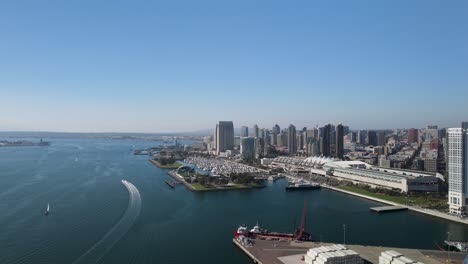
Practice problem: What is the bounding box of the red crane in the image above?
[295,198,308,240]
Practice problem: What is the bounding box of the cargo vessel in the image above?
[0,139,50,147]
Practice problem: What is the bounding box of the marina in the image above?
[183,157,267,177]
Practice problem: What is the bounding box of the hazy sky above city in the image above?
[1,0,467,133]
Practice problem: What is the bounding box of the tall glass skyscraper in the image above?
[216,121,234,154]
[287,124,297,154]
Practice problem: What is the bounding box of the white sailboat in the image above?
[44,203,50,216]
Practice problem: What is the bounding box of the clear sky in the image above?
[1,0,467,132]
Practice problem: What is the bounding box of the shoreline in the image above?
[167,170,264,192]
[322,184,468,225]
[152,160,467,224]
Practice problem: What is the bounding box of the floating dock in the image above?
[233,238,466,264]
[370,206,408,213]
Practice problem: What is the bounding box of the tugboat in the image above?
[285,179,321,191]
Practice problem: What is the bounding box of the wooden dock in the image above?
[370,205,408,212]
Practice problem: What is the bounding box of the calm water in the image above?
[0,138,467,264]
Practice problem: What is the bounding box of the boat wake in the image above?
[72,180,141,264]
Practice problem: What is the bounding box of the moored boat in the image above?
[285,180,321,191]
[165,180,176,188]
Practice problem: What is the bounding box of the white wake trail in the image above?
[72,180,141,264]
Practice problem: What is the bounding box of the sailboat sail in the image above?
[45,203,50,215]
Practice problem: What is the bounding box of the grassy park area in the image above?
[150,159,181,169]
[338,185,448,210]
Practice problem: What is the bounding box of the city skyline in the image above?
[1,0,468,132]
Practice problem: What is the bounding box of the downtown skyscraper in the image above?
[241,126,249,138]
[319,124,331,157]
[253,124,259,138]
[287,124,297,154]
[447,122,468,216]
[336,124,344,159]
[216,121,234,154]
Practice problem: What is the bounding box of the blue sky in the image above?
[1,0,467,132]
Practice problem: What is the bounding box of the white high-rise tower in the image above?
[447,122,468,216]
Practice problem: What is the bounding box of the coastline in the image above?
[322,184,468,225]
[151,158,467,224]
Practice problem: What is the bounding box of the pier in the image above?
[370,205,408,213]
[233,238,465,264]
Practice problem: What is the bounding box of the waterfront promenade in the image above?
[282,172,468,225]
[322,184,468,225]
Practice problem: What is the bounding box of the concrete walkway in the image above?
[323,184,468,225]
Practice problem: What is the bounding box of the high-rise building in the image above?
[319,124,331,156]
[273,124,281,134]
[255,137,265,158]
[343,126,350,136]
[253,124,259,138]
[216,121,234,154]
[281,131,288,147]
[306,128,318,141]
[241,126,249,138]
[447,122,468,216]
[351,132,357,143]
[240,137,255,160]
[336,124,344,159]
[270,132,277,146]
[297,131,306,150]
[307,138,320,156]
[277,132,283,146]
[287,124,297,154]
[259,128,265,139]
[377,131,386,146]
[367,131,377,146]
[408,128,418,144]
[214,124,218,150]
[357,129,366,145]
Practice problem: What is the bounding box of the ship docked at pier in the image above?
[234,200,313,242]
[285,179,321,191]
